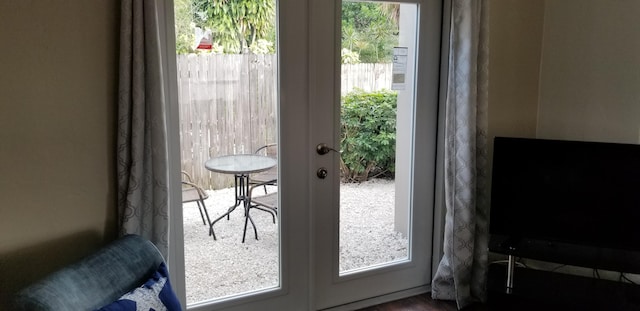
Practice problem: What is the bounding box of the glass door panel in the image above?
[173,0,280,306]
[339,1,416,275]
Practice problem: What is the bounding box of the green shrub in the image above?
[340,89,397,182]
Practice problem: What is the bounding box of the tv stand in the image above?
[488,265,640,310]
[488,236,640,310]
[505,255,515,294]
[488,260,640,310]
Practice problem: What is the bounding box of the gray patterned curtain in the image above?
[117,0,170,258]
[431,0,489,309]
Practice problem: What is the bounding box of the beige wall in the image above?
[488,0,640,147]
[537,0,640,144]
[0,0,119,307]
[488,0,545,159]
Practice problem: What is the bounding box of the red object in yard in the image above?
[197,38,212,50]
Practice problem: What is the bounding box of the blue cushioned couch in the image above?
[13,234,180,311]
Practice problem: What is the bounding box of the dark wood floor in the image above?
[357,294,488,311]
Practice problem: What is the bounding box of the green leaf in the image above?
[340,90,397,182]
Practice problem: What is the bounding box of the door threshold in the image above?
[319,285,431,311]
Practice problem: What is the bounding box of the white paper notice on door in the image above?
[392,47,408,90]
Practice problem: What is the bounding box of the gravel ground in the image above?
[182,178,408,305]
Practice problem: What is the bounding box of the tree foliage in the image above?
[341,2,399,63]
[176,0,396,58]
[340,89,397,182]
[175,0,197,54]
[175,0,276,54]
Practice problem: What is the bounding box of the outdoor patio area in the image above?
[182,178,408,305]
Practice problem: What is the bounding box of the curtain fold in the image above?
[431,0,489,309]
[117,0,170,258]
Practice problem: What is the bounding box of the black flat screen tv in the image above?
[490,137,640,253]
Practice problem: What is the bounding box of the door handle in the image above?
[316,143,340,155]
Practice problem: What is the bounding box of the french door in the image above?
[166,0,311,309]
[164,0,443,309]
[309,0,442,309]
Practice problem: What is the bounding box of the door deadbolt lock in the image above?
[317,167,328,179]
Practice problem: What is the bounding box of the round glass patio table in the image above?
[205,154,277,242]
[205,154,277,175]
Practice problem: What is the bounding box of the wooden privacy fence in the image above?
[178,54,392,190]
[341,63,393,95]
[178,54,277,190]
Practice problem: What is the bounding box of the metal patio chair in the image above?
[249,143,278,194]
[182,170,215,239]
[242,180,278,243]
